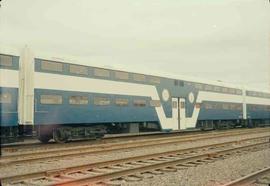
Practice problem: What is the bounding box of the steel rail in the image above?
[2,128,267,152]
[1,130,269,166]
[222,167,270,186]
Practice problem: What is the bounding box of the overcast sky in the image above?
[0,0,270,90]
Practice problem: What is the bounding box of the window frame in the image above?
[40,95,63,105]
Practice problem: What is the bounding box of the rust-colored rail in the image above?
[222,166,270,186]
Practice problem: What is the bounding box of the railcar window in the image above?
[150,100,161,107]
[41,61,63,72]
[40,95,63,104]
[195,83,203,90]
[94,97,110,106]
[205,85,212,91]
[149,76,161,84]
[94,68,110,78]
[0,93,12,103]
[115,98,129,106]
[222,103,230,110]
[172,101,178,108]
[195,103,201,108]
[204,103,213,109]
[69,96,88,105]
[236,90,242,95]
[115,71,129,80]
[174,80,178,86]
[133,74,146,82]
[69,65,88,75]
[222,87,228,93]
[214,86,220,92]
[179,81,184,87]
[236,104,242,111]
[229,89,235,94]
[180,101,185,108]
[0,55,13,67]
[133,99,147,107]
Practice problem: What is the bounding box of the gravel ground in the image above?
[121,148,270,186]
[0,131,270,180]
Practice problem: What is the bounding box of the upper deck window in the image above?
[115,71,129,80]
[179,81,184,87]
[94,68,110,78]
[229,88,235,94]
[222,87,228,93]
[40,95,63,104]
[133,74,146,82]
[41,61,63,72]
[236,90,242,95]
[195,83,203,90]
[214,86,221,92]
[69,65,88,75]
[0,55,13,67]
[205,85,212,91]
[174,80,178,86]
[0,93,12,103]
[149,76,161,84]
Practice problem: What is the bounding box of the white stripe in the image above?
[0,69,19,88]
[197,91,243,103]
[245,96,270,105]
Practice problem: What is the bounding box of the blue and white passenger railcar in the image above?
[1,47,270,143]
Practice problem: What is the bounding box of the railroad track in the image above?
[1,136,269,186]
[1,129,269,166]
[2,128,268,153]
[223,166,270,186]
[1,129,203,149]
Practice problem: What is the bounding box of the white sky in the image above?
[0,0,270,90]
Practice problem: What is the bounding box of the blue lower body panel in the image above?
[34,89,159,125]
[198,108,242,120]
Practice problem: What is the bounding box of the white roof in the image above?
[1,45,269,93]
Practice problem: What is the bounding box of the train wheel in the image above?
[38,135,51,143]
[53,129,68,143]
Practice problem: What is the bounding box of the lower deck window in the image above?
[150,100,161,107]
[133,99,146,107]
[115,98,129,106]
[40,95,63,104]
[94,97,110,106]
[69,96,88,105]
[0,93,12,103]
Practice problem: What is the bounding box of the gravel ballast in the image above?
[122,148,270,186]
